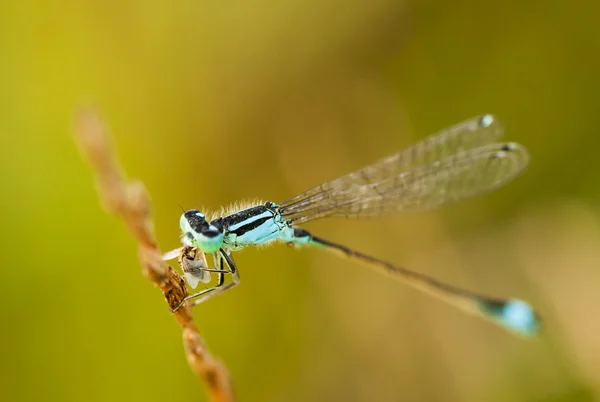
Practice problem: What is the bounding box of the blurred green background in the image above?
[2,1,599,401]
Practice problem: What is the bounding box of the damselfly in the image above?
[164,114,540,336]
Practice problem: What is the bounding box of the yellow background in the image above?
[1,1,599,401]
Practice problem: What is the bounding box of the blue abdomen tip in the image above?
[479,299,540,336]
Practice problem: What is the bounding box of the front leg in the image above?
[178,246,231,288]
[187,251,241,307]
[171,249,241,312]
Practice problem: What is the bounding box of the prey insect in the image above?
[164,114,540,336]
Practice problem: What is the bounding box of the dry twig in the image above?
[73,108,235,402]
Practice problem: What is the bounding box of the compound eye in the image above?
[185,210,209,233]
[185,232,194,240]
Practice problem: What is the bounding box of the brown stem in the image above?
[73,108,235,402]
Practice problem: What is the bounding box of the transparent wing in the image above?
[279,115,529,224]
[280,115,502,215]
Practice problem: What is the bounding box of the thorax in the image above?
[213,202,290,249]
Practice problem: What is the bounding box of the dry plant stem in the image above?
[73,109,235,402]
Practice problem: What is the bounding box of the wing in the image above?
[279,115,529,224]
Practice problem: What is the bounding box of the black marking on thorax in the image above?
[214,202,278,237]
[230,216,273,236]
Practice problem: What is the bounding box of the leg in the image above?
[216,251,227,287]
[179,246,231,289]
[188,251,240,307]
[290,227,540,337]
[171,249,240,312]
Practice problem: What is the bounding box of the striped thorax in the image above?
[180,201,306,253]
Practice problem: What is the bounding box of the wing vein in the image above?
[279,115,529,224]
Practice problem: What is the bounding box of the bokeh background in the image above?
[2,1,599,401]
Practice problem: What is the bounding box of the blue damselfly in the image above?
[164,114,540,336]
